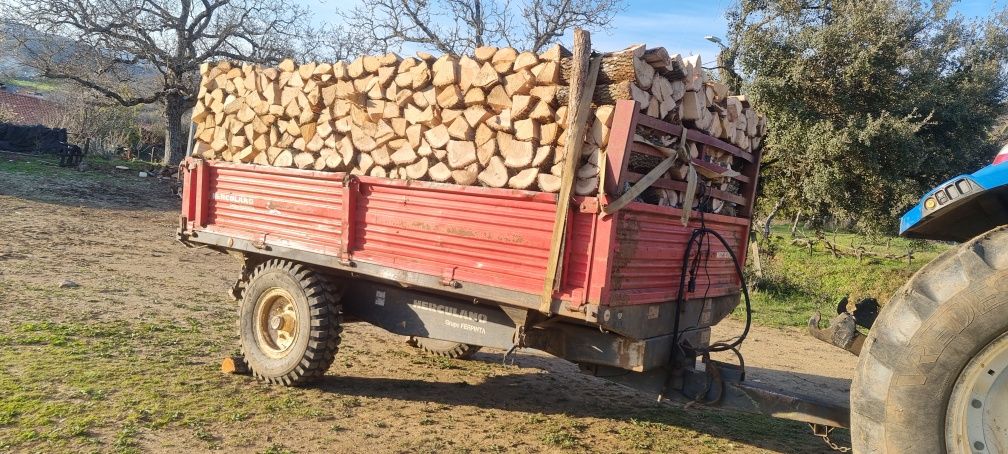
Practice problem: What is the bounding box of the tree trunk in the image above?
[761,195,785,242]
[790,210,801,237]
[163,94,188,165]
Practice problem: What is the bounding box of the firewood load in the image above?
[190,44,766,210]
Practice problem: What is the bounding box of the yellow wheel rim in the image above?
[254,288,299,358]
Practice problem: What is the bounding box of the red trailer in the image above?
[179,100,847,429]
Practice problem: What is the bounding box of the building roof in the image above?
[0,90,63,127]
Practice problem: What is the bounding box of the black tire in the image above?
[238,259,342,386]
[409,337,481,359]
[851,226,1008,453]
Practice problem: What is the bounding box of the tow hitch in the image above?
[808,297,879,356]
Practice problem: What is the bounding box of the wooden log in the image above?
[537,173,561,192]
[512,94,534,120]
[464,87,486,106]
[405,156,429,179]
[424,124,450,149]
[532,145,553,167]
[539,43,570,62]
[487,109,512,132]
[499,133,534,168]
[463,106,492,126]
[390,143,418,165]
[446,140,477,169]
[452,163,479,186]
[477,155,508,188]
[508,167,539,189]
[574,176,599,195]
[428,161,452,182]
[371,144,392,166]
[458,56,480,91]
[293,151,315,169]
[432,55,459,87]
[476,138,496,166]
[504,69,535,96]
[557,81,648,106]
[474,46,497,63]
[533,61,560,85]
[486,85,511,111]
[514,118,539,141]
[491,47,518,73]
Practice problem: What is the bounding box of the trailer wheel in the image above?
[409,337,481,360]
[851,226,1008,453]
[239,259,342,386]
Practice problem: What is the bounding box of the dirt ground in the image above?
[0,152,853,453]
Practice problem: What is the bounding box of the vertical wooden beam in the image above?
[539,29,600,314]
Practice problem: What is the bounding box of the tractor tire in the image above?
[851,226,1008,453]
[409,337,481,360]
[238,259,342,386]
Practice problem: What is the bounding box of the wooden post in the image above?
[538,29,598,315]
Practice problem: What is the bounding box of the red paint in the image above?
[181,102,758,316]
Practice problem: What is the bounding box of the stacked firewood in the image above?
[191,44,765,197]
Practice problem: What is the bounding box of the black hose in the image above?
[670,225,753,360]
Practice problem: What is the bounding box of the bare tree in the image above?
[346,0,625,55]
[7,0,311,165]
[299,23,373,63]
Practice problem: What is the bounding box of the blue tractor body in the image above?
[900,160,1008,242]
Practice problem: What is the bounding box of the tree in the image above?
[345,0,625,55]
[8,0,311,165]
[728,0,1008,233]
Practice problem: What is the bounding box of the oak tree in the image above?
[728,0,1008,233]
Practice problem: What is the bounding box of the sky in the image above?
[303,0,1008,62]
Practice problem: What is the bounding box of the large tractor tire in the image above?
[851,226,1008,453]
[239,259,342,386]
[409,337,481,359]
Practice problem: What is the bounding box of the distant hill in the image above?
[0,20,156,88]
[0,20,47,79]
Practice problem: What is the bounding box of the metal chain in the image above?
[809,424,852,453]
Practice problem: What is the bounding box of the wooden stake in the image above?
[539,28,597,314]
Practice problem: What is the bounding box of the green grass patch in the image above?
[743,225,951,327]
[5,78,62,93]
[0,152,157,182]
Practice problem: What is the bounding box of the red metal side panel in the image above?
[604,202,749,307]
[350,177,559,295]
[200,162,347,256]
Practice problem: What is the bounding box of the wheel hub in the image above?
[254,288,299,358]
[947,331,1008,454]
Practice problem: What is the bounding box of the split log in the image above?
[478,155,508,188]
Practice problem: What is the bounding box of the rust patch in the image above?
[383,216,528,245]
[609,214,640,291]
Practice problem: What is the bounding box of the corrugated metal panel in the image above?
[185,161,752,314]
[606,203,748,306]
[558,208,597,306]
[201,164,346,256]
[350,178,559,294]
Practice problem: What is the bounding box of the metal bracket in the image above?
[440,267,460,288]
[251,233,270,251]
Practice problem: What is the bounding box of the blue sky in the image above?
[304,0,1007,61]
